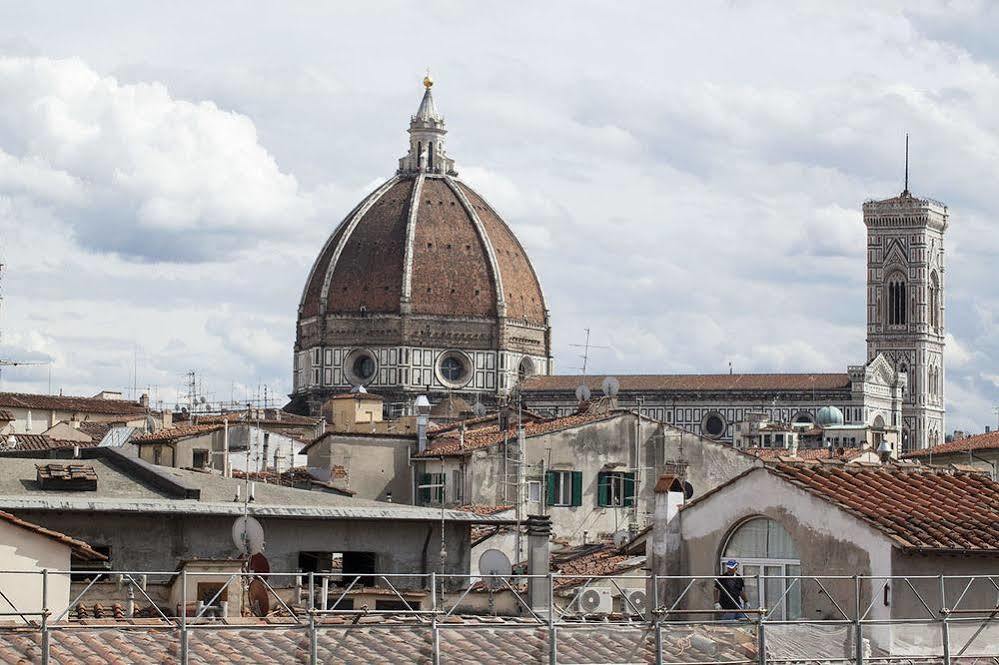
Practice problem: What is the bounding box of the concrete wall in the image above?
[308,434,414,502]
[227,426,307,473]
[417,413,758,546]
[675,468,894,623]
[0,520,72,616]
[916,449,999,479]
[11,511,469,589]
[890,551,999,619]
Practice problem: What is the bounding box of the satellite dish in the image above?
[247,578,270,617]
[601,376,620,398]
[478,549,512,589]
[248,552,271,574]
[473,401,487,417]
[232,515,265,556]
[612,530,630,548]
[683,481,695,500]
[578,588,605,614]
[575,384,592,402]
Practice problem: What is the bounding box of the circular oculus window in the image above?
[344,349,378,385]
[702,412,726,438]
[436,351,472,387]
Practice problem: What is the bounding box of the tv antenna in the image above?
[569,328,609,375]
[0,261,50,390]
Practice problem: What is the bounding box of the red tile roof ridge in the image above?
[416,410,620,458]
[904,430,999,458]
[0,509,106,560]
[0,391,149,415]
[132,423,224,443]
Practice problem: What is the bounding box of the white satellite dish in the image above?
[478,549,512,589]
[612,529,630,549]
[575,384,592,402]
[232,515,265,556]
[601,376,620,398]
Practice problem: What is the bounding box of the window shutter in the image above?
[623,472,636,507]
[571,471,583,507]
[597,472,609,507]
[419,473,431,504]
[545,471,556,507]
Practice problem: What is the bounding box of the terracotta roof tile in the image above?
[522,373,852,393]
[0,409,13,421]
[132,424,223,444]
[0,509,105,560]
[0,392,149,416]
[8,434,94,452]
[456,504,514,516]
[746,447,864,461]
[0,620,757,663]
[904,430,999,458]
[415,410,617,458]
[767,461,999,552]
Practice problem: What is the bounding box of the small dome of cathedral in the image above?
[816,406,845,427]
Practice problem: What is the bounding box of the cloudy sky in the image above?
[0,1,996,430]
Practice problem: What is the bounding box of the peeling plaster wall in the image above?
[676,469,894,624]
[433,414,758,545]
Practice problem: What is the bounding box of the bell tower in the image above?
[863,139,947,451]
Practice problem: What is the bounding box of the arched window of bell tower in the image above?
[929,271,940,331]
[885,273,907,326]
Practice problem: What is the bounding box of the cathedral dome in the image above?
[291,78,551,414]
[298,175,546,324]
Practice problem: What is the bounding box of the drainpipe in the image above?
[223,419,230,478]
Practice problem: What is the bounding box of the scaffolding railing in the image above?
[0,569,997,664]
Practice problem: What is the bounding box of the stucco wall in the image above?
[309,435,414,502]
[0,520,72,616]
[676,468,894,623]
[420,413,759,545]
[11,511,469,589]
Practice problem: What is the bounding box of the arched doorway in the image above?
[722,517,801,619]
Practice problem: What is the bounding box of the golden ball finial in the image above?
[423,74,434,89]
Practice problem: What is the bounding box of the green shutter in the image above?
[545,471,556,507]
[623,472,636,507]
[571,471,583,507]
[419,473,431,504]
[597,472,610,507]
[435,473,445,504]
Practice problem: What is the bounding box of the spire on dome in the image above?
[416,74,440,121]
[399,74,456,176]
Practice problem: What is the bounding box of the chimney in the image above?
[140,393,149,408]
[789,430,799,457]
[648,475,685,609]
[525,514,552,615]
[415,395,431,452]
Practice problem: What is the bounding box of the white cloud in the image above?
[0,5,997,431]
[0,56,311,261]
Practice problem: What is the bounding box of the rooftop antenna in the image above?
[0,261,49,390]
[903,133,909,195]
[569,328,609,375]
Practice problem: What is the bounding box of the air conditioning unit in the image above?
[622,588,649,616]
[576,587,614,615]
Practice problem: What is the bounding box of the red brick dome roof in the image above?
[298,174,547,325]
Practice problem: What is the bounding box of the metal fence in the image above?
[1,569,997,664]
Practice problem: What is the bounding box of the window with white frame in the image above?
[722,517,801,620]
[527,480,542,503]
